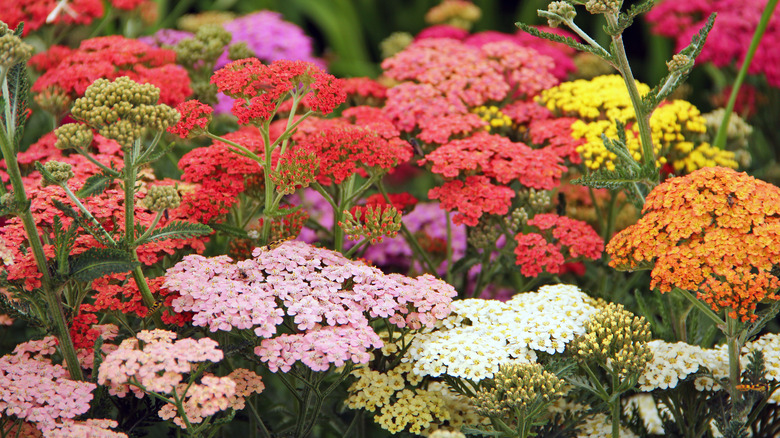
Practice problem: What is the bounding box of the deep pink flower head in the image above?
[415,24,470,41]
[646,0,780,87]
[163,241,457,372]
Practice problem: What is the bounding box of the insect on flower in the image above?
[46,0,80,23]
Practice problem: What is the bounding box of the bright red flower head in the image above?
[168,100,213,139]
[428,175,515,226]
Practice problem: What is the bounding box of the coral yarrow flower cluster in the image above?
[607,167,780,321]
[211,58,345,124]
[163,240,457,373]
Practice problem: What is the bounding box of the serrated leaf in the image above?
[136,221,212,245]
[516,22,613,62]
[2,60,31,150]
[52,198,116,247]
[76,172,115,198]
[209,222,249,238]
[612,0,656,34]
[136,140,176,167]
[69,248,139,282]
[644,13,716,110]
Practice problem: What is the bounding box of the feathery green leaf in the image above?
[68,248,139,282]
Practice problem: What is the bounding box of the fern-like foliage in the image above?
[643,13,717,111]
[1,26,30,151]
[0,285,43,327]
[52,199,116,248]
[76,168,118,198]
[135,221,212,245]
[609,0,656,36]
[68,247,139,282]
[135,139,176,167]
[740,301,780,345]
[572,165,654,208]
[209,222,249,239]
[516,22,613,62]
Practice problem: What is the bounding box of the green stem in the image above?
[611,373,620,438]
[0,126,83,380]
[246,397,272,438]
[74,148,122,177]
[445,209,453,285]
[135,210,165,244]
[713,0,779,148]
[205,132,264,165]
[123,142,163,328]
[605,13,656,171]
[673,287,726,330]
[726,318,743,413]
[376,181,439,275]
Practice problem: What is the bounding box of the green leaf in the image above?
[69,248,139,282]
[611,0,656,35]
[136,221,212,245]
[52,199,116,247]
[460,427,503,437]
[516,22,612,61]
[136,140,176,167]
[76,171,116,198]
[91,336,104,384]
[643,13,716,110]
[52,215,79,276]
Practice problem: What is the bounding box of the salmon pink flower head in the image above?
[0,338,97,432]
[163,240,457,372]
[607,167,780,322]
[210,58,346,124]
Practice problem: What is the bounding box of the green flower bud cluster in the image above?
[34,89,73,119]
[666,54,693,74]
[340,205,403,244]
[71,77,179,148]
[573,303,653,378]
[143,185,181,211]
[467,219,502,250]
[54,123,94,150]
[503,207,529,232]
[380,32,413,59]
[228,42,256,62]
[472,363,565,418]
[546,1,577,27]
[0,22,33,69]
[585,0,621,14]
[41,161,75,186]
[175,25,232,68]
[518,188,551,213]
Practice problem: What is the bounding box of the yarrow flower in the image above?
[638,340,712,391]
[163,241,457,372]
[168,100,213,138]
[31,36,191,107]
[406,284,599,381]
[607,167,780,321]
[211,58,345,124]
[428,175,515,226]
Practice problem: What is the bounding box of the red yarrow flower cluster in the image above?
[211,58,346,124]
[1,0,103,35]
[168,100,213,139]
[607,167,780,322]
[363,192,418,214]
[514,213,604,277]
[421,131,567,188]
[31,36,191,106]
[428,175,515,226]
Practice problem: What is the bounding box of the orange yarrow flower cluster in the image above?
[607,167,780,322]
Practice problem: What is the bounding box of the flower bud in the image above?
[41,161,74,186]
[54,123,94,150]
[547,1,577,27]
[143,185,181,211]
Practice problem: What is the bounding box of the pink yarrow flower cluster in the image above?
[163,240,457,372]
[0,338,100,433]
[97,330,263,429]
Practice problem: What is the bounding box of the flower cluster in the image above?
[514,213,604,277]
[540,75,736,173]
[163,241,457,372]
[340,204,403,244]
[31,36,191,107]
[428,175,515,227]
[405,284,599,381]
[607,167,780,321]
[471,363,565,417]
[1,0,103,35]
[646,0,780,88]
[638,340,712,391]
[0,338,100,433]
[168,99,213,139]
[98,330,263,428]
[347,331,486,435]
[211,58,345,124]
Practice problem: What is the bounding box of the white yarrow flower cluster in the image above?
[743,333,780,382]
[405,284,598,381]
[639,340,710,390]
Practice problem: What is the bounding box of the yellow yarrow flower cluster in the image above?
[539,75,737,173]
[346,331,485,435]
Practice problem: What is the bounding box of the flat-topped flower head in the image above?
[211,58,345,124]
[607,167,780,321]
[163,241,456,372]
[168,100,213,139]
